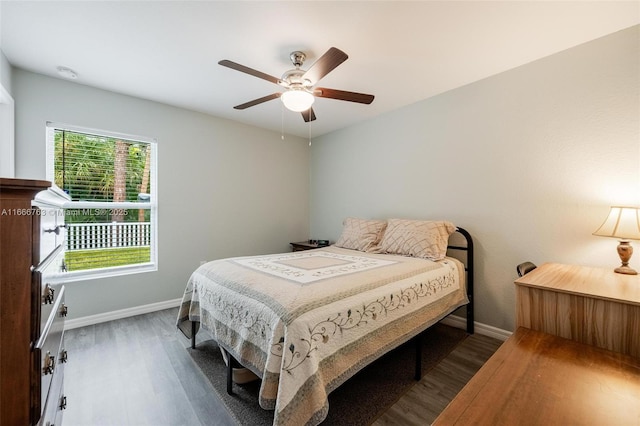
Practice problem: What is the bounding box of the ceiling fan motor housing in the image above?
[280,69,312,89]
[281,51,313,89]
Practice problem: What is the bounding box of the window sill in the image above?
[55,263,157,283]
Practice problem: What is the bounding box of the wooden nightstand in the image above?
[514,262,640,358]
[290,241,327,251]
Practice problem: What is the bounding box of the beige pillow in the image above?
[379,219,456,260]
[334,217,387,253]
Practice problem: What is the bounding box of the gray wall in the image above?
[13,70,310,319]
[310,26,640,331]
[11,26,639,330]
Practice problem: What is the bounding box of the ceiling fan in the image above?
[218,47,375,122]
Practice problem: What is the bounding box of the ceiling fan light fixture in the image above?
[281,89,314,112]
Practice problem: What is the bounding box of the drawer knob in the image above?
[43,284,55,305]
[43,351,55,375]
[44,224,66,235]
[60,349,68,363]
[60,304,68,318]
[59,395,67,410]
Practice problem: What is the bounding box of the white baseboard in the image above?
[65,298,182,330]
[65,299,512,341]
[441,314,512,341]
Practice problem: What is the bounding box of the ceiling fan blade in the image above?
[233,93,281,110]
[302,47,348,84]
[219,60,281,85]
[314,88,375,104]
[301,108,317,122]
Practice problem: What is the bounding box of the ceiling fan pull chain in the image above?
[308,119,312,147]
[281,103,285,140]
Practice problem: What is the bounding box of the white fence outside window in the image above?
[66,222,151,251]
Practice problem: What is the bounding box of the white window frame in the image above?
[46,122,158,281]
[0,84,15,178]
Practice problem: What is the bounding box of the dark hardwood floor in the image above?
[63,308,503,426]
[63,308,235,426]
[373,330,502,425]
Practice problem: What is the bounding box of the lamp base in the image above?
[614,265,638,275]
[615,240,637,275]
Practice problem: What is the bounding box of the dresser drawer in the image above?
[33,245,67,336]
[38,209,66,261]
[39,365,66,426]
[33,186,69,262]
[33,287,67,425]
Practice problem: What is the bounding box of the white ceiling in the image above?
[1,1,638,138]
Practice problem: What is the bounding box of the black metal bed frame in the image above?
[413,226,474,380]
[450,226,474,334]
[192,226,474,392]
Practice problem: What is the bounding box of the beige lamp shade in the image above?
[593,206,640,241]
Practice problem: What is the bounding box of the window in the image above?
[46,123,157,280]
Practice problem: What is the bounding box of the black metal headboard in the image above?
[447,227,474,334]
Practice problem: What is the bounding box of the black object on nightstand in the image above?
[290,240,330,251]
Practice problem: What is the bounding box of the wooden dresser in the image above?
[434,262,640,424]
[433,327,640,425]
[514,262,640,358]
[0,178,70,426]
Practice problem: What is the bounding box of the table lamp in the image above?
[593,206,640,275]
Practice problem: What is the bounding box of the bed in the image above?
[177,218,474,426]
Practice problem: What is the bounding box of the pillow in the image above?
[334,217,387,253]
[379,219,456,260]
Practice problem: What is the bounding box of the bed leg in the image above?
[466,299,474,334]
[225,349,234,395]
[414,333,422,380]
[191,321,197,349]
